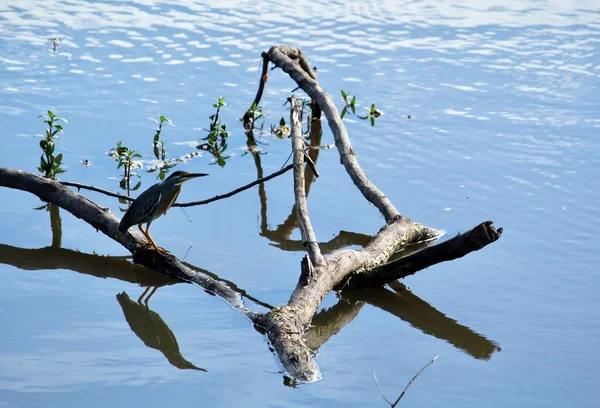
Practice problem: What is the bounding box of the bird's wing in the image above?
[120,186,162,229]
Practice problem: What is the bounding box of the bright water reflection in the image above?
[1,0,599,407]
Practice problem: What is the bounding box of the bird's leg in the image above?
[145,225,169,254]
[144,287,159,306]
[137,286,151,304]
[138,224,150,244]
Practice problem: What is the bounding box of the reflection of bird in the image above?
[117,292,206,371]
[118,171,208,253]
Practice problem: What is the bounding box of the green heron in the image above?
[118,170,208,253]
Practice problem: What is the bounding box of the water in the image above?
[1,0,599,406]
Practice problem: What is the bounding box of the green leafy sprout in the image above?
[38,110,67,179]
[197,96,230,167]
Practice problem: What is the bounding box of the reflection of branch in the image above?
[258,119,371,254]
[117,292,206,371]
[0,244,175,287]
[303,298,364,351]
[344,286,501,360]
[243,53,270,126]
[49,203,62,248]
[184,261,274,310]
[268,230,371,254]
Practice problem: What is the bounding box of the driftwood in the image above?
[0,45,503,383]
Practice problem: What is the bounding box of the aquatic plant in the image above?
[38,110,67,179]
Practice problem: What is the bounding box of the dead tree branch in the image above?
[290,96,325,267]
[265,45,400,223]
[255,99,442,382]
[344,221,503,288]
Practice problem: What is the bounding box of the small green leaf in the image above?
[132,181,142,191]
[341,89,347,99]
[33,204,49,210]
[47,110,55,119]
[55,153,63,165]
[341,107,347,119]
[370,115,375,127]
[40,156,49,169]
[55,168,66,174]
[351,95,356,107]
[119,179,127,190]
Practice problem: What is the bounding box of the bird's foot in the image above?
[139,240,170,255]
[155,246,170,255]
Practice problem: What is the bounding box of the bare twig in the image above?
[392,355,439,406]
[243,52,270,126]
[177,164,293,207]
[373,368,393,405]
[60,165,295,208]
[61,181,133,202]
[290,96,324,266]
[373,355,439,407]
[303,150,319,178]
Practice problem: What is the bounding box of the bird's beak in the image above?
[186,173,209,179]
